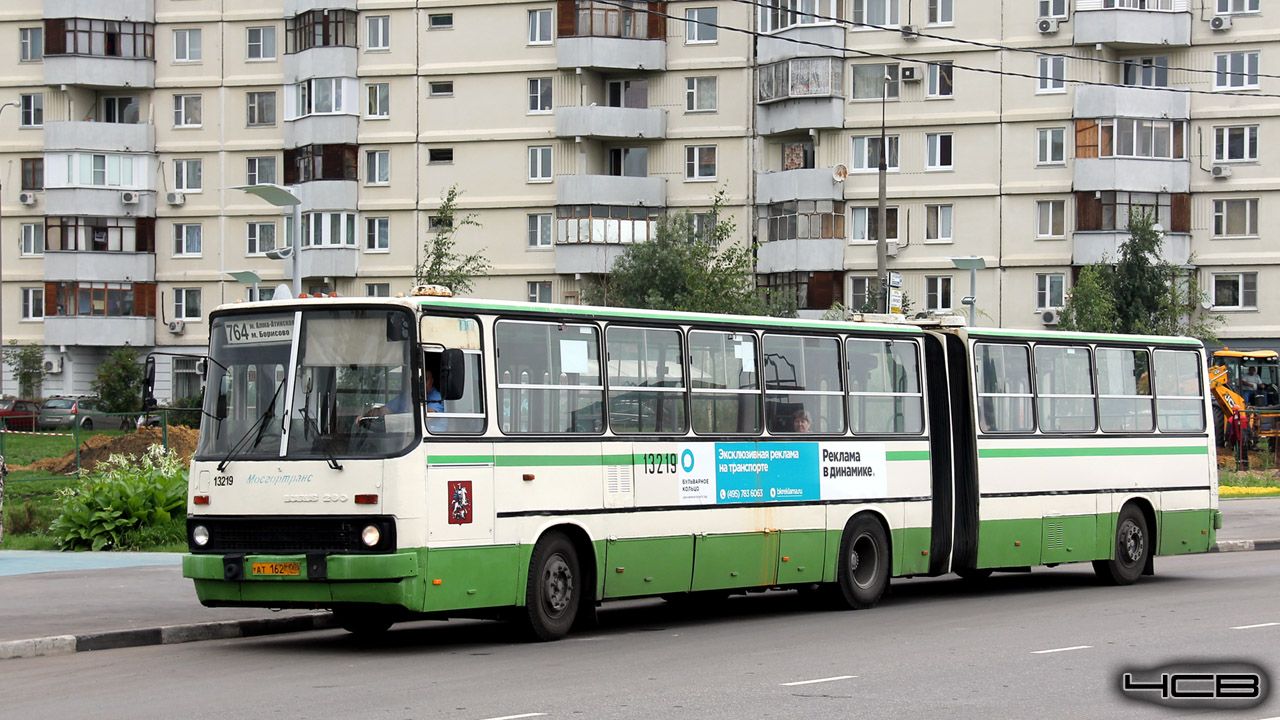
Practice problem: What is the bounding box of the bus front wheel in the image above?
[521,531,579,641]
[1094,504,1150,586]
[332,607,394,635]
[833,515,890,609]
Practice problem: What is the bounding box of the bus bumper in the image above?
[183,552,422,610]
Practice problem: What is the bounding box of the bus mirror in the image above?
[215,393,228,421]
[439,348,466,401]
[142,356,158,411]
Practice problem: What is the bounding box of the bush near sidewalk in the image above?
[48,445,187,551]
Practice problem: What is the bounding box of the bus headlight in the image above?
[192,525,210,547]
[361,525,381,547]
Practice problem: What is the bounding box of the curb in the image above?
[1210,538,1280,553]
[0,612,334,661]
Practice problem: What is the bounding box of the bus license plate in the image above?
[252,562,301,576]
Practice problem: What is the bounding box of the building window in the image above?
[926,204,953,242]
[366,217,389,251]
[556,204,660,245]
[1037,273,1065,309]
[246,286,275,302]
[528,9,553,44]
[1086,118,1187,159]
[1038,127,1065,165]
[428,215,452,232]
[1038,0,1067,16]
[760,201,846,243]
[528,281,553,303]
[43,18,155,58]
[1075,191,1188,232]
[1038,56,1065,93]
[1037,200,1066,238]
[300,211,358,247]
[246,156,276,185]
[246,91,276,126]
[1215,51,1259,90]
[246,222,276,255]
[529,146,553,181]
[366,283,390,298]
[686,76,717,112]
[20,223,44,256]
[927,62,954,98]
[49,281,156,317]
[686,7,718,43]
[528,213,552,248]
[926,275,953,310]
[429,148,454,164]
[848,276,874,310]
[297,78,345,115]
[928,0,954,24]
[529,77,553,113]
[1122,56,1168,87]
[175,159,202,192]
[1215,126,1258,162]
[285,9,357,52]
[173,94,202,127]
[366,150,390,185]
[1213,199,1259,237]
[171,357,202,398]
[21,288,44,320]
[21,158,43,190]
[366,83,389,118]
[102,96,140,124]
[366,16,390,51]
[173,29,201,62]
[926,133,953,170]
[850,206,899,242]
[851,135,899,172]
[1218,0,1260,12]
[247,26,276,60]
[853,0,901,27]
[1213,272,1257,310]
[20,27,43,61]
[759,57,842,103]
[851,63,899,100]
[20,93,42,127]
[175,288,202,320]
[685,145,717,180]
[429,13,454,29]
[174,224,202,256]
[429,81,454,97]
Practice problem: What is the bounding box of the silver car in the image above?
[36,397,120,431]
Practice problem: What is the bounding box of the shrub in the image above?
[91,347,146,414]
[49,445,187,551]
[168,393,205,429]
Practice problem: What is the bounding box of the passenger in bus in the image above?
[791,408,811,433]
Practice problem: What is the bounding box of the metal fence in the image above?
[0,409,194,483]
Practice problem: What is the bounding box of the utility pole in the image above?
[875,74,889,314]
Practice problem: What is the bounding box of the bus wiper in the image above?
[297,405,343,471]
[216,382,286,472]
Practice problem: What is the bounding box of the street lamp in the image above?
[950,255,986,327]
[876,73,891,313]
[232,183,301,298]
[223,270,262,300]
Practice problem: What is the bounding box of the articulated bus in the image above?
[177,292,1220,639]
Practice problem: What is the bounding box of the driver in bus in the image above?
[356,369,445,428]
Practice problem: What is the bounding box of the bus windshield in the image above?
[196,307,418,461]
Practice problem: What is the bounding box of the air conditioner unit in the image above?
[166,192,185,206]
[901,64,924,83]
[18,191,36,205]
[1042,308,1061,326]
[43,358,64,374]
[886,241,900,257]
[1210,15,1232,31]
[121,191,140,205]
[1038,18,1060,34]
[1212,164,1233,178]
[901,24,920,40]
[168,319,186,334]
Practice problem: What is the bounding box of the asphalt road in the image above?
[5,551,1278,720]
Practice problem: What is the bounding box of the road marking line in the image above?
[480,714,546,720]
[1231,622,1280,630]
[1031,645,1092,654]
[781,675,857,686]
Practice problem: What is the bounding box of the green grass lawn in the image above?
[1,429,131,468]
[1,475,71,550]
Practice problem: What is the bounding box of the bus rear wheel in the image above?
[1094,504,1149,586]
[832,515,890,609]
[332,607,394,635]
[520,531,579,641]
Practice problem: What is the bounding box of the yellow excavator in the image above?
[1208,349,1280,460]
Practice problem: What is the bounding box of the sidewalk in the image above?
[1,497,1277,660]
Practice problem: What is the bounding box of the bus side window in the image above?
[974,343,1034,434]
[1096,347,1153,433]
[1153,349,1205,433]
[495,320,603,434]
[689,330,760,434]
[606,326,687,434]
[846,338,923,435]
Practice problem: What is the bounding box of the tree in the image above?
[415,185,491,294]
[585,189,796,317]
[3,342,47,398]
[91,347,145,414]
[1058,214,1221,341]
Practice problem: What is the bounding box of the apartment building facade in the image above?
[0,0,1276,399]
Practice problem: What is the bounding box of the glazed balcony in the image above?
[556,0,667,71]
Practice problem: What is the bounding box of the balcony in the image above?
[757,24,844,65]
[757,239,845,273]
[285,0,358,17]
[44,251,155,283]
[757,168,843,205]
[557,37,666,71]
[286,115,360,147]
[756,56,845,136]
[44,317,154,348]
[283,47,357,84]
[758,99,844,136]
[44,56,155,89]
[1073,231,1190,265]
[555,244,631,274]
[44,122,155,154]
[1074,86,1189,121]
[44,188,157,218]
[556,0,667,71]
[1073,7,1191,47]
[45,0,154,21]
[293,247,359,279]
[557,174,666,207]
[292,180,358,211]
[556,106,666,140]
[1074,158,1190,194]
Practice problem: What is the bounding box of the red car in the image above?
[0,399,42,431]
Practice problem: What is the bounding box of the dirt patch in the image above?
[28,426,199,476]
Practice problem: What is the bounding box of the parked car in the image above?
[0,399,42,431]
[36,397,122,431]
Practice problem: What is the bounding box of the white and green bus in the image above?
[176,293,1220,639]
